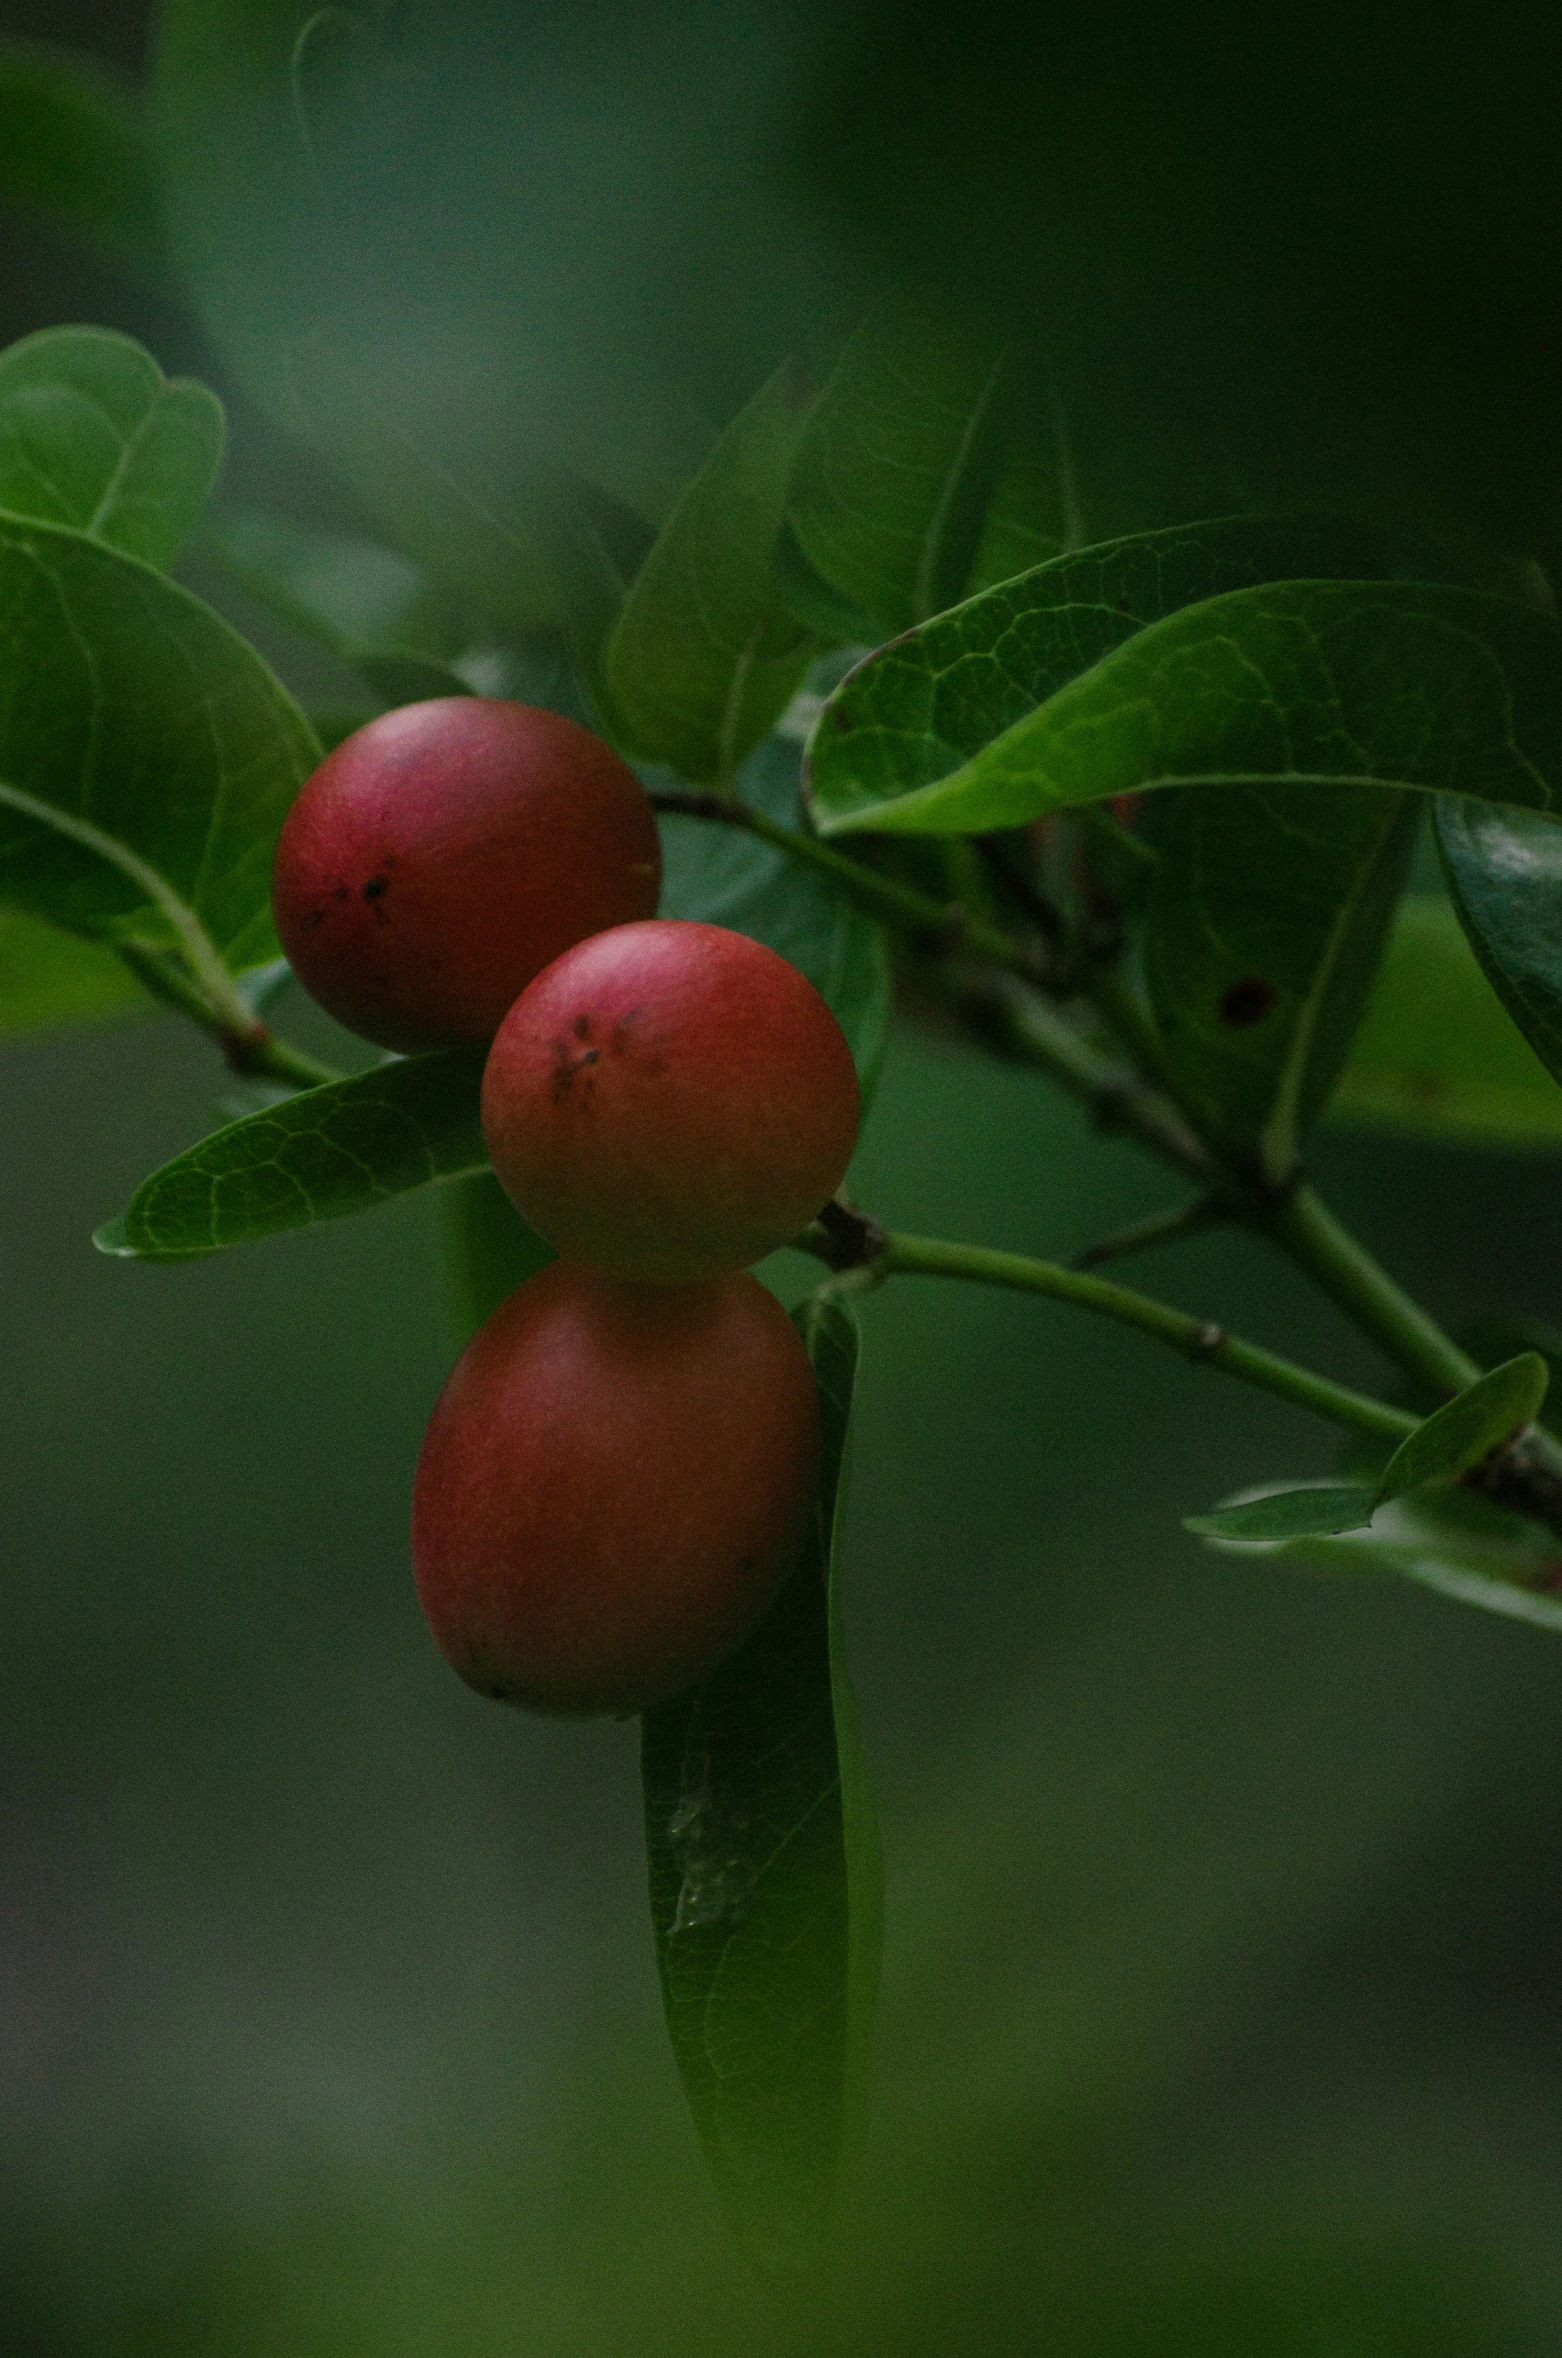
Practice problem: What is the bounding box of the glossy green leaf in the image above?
[0,328,224,570]
[0,37,163,263]
[642,1292,877,2272]
[605,361,818,781]
[659,732,893,1089]
[1197,1483,1562,1636]
[96,1048,487,1263]
[788,292,1016,635]
[807,515,1477,833]
[0,515,317,972]
[1144,784,1419,1180]
[0,907,144,1036]
[811,575,1562,839]
[1436,795,1562,1091]
[1184,1483,1377,1542]
[1334,895,1562,1146]
[1375,1353,1549,1503]
[202,508,470,665]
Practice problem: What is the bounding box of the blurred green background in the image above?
[7,5,1562,2352]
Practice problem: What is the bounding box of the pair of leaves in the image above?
[0,327,315,1022]
[99,729,891,1264]
[643,1294,878,2272]
[1195,1483,1562,1640]
[807,513,1562,1174]
[1187,1351,1551,1546]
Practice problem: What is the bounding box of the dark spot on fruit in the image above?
[301,909,326,931]
[573,1014,592,1040]
[363,876,387,900]
[1219,975,1279,1027]
[582,1048,599,1066]
[332,884,350,901]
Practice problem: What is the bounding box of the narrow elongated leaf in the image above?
[0,328,224,569]
[1334,895,1562,1145]
[1185,1484,1376,1541]
[812,577,1562,838]
[1375,1353,1549,1503]
[1197,1483,1562,1635]
[0,37,163,263]
[0,516,317,971]
[202,507,470,664]
[1436,795,1562,1090]
[1144,783,1418,1179]
[605,362,818,781]
[95,1049,487,1262]
[789,293,1015,634]
[642,1293,877,2272]
[659,732,893,1088]
[0,907,144,1036]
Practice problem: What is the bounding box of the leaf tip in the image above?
[91,1215,136,1258]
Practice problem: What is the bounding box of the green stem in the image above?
[648,788,1048,981]
[1265,1184,1481,1405]
[822,1225,1417,1445]
[116,939,341,1091]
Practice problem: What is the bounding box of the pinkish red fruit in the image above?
[480,919,860,1284]
[272,698,661,1051]
[411,1259,820,1716]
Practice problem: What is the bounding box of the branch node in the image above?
[811,1197,888,1272]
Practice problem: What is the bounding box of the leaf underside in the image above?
[642,1294,877,2273]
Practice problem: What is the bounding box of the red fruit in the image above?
[272,699,661,1051]
[411,1260,820,1717]
[480,919,860,1285]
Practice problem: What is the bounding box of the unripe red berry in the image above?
[480,919,860,1285]
[272,699,661,1052]
[411,1260,820,1717]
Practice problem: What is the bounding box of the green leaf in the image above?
[808,515,1479,834]
[641,1291,878,2272]
[202,507,470,665]
[659,732,893,1088]
[1375,1353,1549,1503]
[1435,796,1562,1091]
[1143,783,1419,1180]
[0,515,317,973]
[788,292,1015,634]
[0,328,224,570]
[96,1049,487,1262]
[1333,895,1562,1146]
[605,361,818,781]
[0,37,163,263]
[811,574,1562,839]
[1196,1482,1562,1637]
[1184,1483,1377,1541]
[0,906,144,1036]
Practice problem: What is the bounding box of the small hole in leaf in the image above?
[1219,975,1278,1027]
